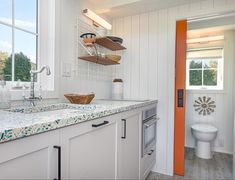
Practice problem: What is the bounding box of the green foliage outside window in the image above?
[189,59,219,87]
[203,70,217,86]
[190,70,202,86]
[2,52,32,82]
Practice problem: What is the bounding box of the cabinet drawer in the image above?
[141,148,156,179]
[61,116,116,136]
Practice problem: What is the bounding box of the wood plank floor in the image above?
[147,148,233,180]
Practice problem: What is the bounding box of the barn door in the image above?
[174,20,187,176]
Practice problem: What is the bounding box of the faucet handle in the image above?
[22,86,26,99]
[38,84,42,97]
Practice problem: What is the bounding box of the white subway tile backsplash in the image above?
[72,18,113,82]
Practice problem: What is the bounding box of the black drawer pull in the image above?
[92,121,109,128]
[148,150,154,156]
[54,146,61,180]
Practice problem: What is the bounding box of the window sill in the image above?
[186,89,226,94]
[10,89,59,101]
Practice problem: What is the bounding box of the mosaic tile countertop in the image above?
[0,99,158,144]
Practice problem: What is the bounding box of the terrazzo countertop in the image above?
[0,99,158,144]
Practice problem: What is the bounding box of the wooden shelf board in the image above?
[95,37,126,51]
[78,55,120,65]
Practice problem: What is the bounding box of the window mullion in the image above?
[36,0,39,70]
[11,0,15,82]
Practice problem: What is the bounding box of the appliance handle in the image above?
[92,121,109,128]
[54,146,61,180]
[144,117,160,128]
[121,119,127,139]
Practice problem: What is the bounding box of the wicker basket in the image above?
[105,55,121,62]
[64,93,95,104]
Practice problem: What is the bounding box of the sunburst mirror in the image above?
[194,96,216,116]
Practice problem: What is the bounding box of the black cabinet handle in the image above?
[148,150,154,156]
[92,121,109,128]
[54,146,61,180]
[122,119,126,139]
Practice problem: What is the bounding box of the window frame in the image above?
[186,54,224,90]
[0,0,58,101]
[0,0,39,83]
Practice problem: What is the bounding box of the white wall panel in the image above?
[156,9,169,174]
[166,7,177,175]
[131,15,140,99]
[148,11,158,99]
[190,2,202,12]
[114,18,124,80]
[201,0,214,10]
[123,17,132,99]
[214,0,227,7]
[139,13,149,99]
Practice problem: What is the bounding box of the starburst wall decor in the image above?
[194,96,216,116]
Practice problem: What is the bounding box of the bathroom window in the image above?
[186,48,224,90]
[0,0,38,82]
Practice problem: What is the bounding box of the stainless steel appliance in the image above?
[142,106,158,157]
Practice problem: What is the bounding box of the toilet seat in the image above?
[191,124,218,133]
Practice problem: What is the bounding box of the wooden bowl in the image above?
[105,55,121,62]
[64,93,95,104]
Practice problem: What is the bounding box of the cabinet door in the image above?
[0,130,59,180]
[61,117,117,179]
[117,112,141,179]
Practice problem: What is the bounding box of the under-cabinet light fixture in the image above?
[187,35,224,44]
[83,9,112,30]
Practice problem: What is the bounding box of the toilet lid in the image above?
[191,124,218,133]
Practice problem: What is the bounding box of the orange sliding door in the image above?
[174,20,187,176]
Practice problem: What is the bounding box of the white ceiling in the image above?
[88,0,205,18]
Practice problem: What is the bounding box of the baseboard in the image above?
[184,146,233,155]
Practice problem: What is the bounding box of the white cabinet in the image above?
[0,131,59,180]
[117,112,142,179]
[0,104,157,180]
[60,117,117,179]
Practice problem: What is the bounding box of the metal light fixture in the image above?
[83,9,112,30]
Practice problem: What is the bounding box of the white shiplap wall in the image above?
[112,0,235,175]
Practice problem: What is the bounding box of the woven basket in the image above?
[64,93,95,104]
[105,55,121,62]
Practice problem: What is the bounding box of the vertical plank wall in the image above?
[112,0,235,176]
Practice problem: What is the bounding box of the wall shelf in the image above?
[78,55,120,65]
[95,37,126,51]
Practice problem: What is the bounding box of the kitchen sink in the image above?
[7,103,104,114]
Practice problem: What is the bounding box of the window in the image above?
[0,0,38,82]
[186,48,224,90]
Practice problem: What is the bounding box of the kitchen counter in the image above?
[0,100,157,144]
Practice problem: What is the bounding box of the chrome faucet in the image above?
[23,65,51,106]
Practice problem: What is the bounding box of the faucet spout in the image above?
[30,65,51,76]
[24,65,51,106]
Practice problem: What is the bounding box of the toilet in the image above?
[191,124,218,159]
